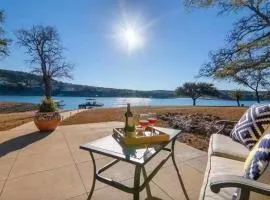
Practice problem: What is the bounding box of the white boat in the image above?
[78,98,104,109]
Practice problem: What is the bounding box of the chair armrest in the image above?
[210,175,270,196]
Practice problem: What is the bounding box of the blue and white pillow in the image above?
[244,133,270,180]
[232,133,270,200]
[231,104,270,150]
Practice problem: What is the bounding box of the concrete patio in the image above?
[0,120,207,200]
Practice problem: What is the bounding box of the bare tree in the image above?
[16,25,73,98]
[202,64,270,103]
[185,1,270,103]
[0,10,10,58]
[175,82,219,106]
[229,90,244,107]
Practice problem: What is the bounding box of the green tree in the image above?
[175,82,219,106]
[229,90,244,107]
[16,25,73,98]
[0,10,10,58]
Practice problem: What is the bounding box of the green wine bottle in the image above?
[125,103,135,136]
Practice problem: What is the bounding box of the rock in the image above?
[158,112,221,135]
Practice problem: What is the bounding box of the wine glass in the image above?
[148,113,157,126]
[139,114,149,127]
[147,113,157,135]
[138,114,150,135]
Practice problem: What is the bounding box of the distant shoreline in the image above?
[0,94,264,101]
[0,96,265,111]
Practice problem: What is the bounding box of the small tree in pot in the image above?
[34,97,61,131]
[16,25,73,132]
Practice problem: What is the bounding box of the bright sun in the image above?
[124,28,139,48]
[120,26,143,51]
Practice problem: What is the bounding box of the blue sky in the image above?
[1,0,241,91]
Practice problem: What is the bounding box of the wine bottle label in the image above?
[127,117,134,127]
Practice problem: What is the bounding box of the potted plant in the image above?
[34,97,61,132]
[16,25,73,132]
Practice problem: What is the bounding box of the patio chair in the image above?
[200,120,270,200]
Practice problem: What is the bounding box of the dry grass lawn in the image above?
[0,105,247,149]
[0,112,34,131]
[0,102,38,131]
[61,106,247,125]
[61,106,247,151]
[0,102,38,113]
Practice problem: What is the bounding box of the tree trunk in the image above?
[255,90,260,103]
[43,76,52,98]
[236,98,240,107]
[192,98,196,106]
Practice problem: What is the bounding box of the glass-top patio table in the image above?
[80,127,189,200]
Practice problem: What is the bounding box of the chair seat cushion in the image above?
[210,134,250,162]
[199,156,244,200]
[200,156,270,200]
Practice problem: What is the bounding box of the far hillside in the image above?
[0,69,174,98]
[0,69,268,100]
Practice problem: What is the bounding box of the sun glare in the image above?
[119,25,143,52]
[124,27,139,49]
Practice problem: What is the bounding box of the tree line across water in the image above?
[0,1,270,106]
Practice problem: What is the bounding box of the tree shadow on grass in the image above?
[0,131,51,157]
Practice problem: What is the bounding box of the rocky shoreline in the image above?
[0,102,38,113]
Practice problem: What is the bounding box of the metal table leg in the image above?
[85,137,185,200]
[171,138,190,200]
[133,165,141,200]
[142,167,152,198]
[87,151,96,200]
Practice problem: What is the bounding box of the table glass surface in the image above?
[80,127,181,164]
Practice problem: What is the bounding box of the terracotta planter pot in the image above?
[34,112,61,132]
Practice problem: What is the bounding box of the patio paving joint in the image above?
[63,193,87,200]
[7,162,75,180]
[62,131,89,194]
[151,180,175,200]
[183,156,207,174]
[0,148,19,198]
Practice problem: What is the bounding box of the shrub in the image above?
[38,97,57,112]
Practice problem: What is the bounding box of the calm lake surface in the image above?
[0,95,268,110]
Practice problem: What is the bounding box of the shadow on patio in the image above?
[0,131,51,157]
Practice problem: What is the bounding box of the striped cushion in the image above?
[244,133,270,180]
[231,104,270,150]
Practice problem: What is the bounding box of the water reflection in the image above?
[114,97,151,107]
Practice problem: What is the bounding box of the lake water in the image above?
[0,95,268,110]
